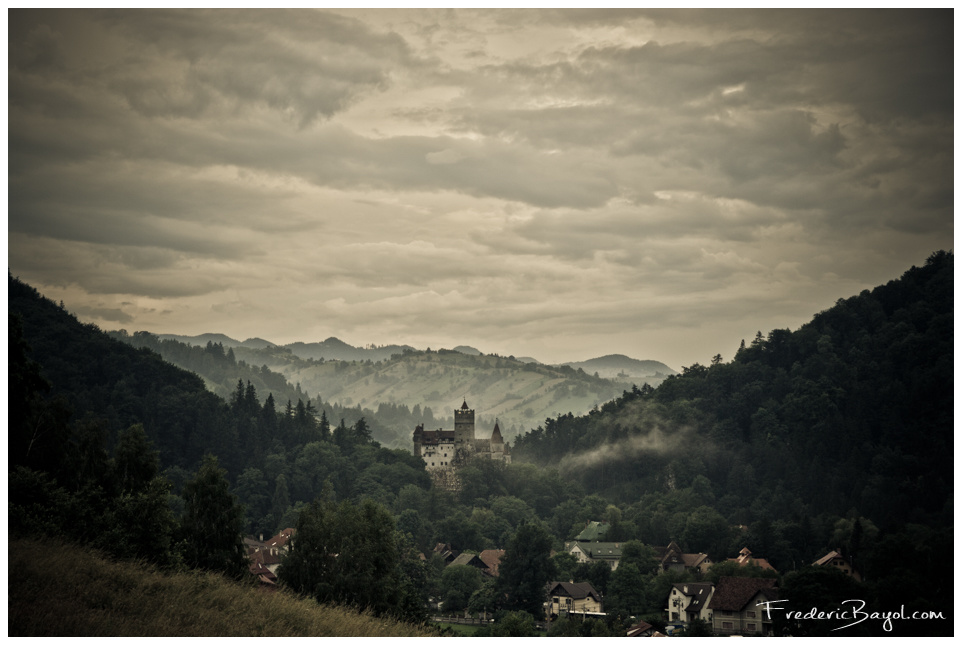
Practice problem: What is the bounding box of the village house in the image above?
[567,541,623,570]
[654,540,713,575]
[626,619,660,637]
[249,559,277,586]
[666,582,715,627]
[478,549,504,577]
[574,521,610,541]
[546,581,604,619]
[708,576,778,636]
[245,528,295,586]
[566,520,620,570]
[565,532,711,575]
[448,552,492,575]
[812,549,862,581]
[432,542,457,564]
[727,546,777,572]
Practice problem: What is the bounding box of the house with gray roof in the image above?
[666,582,714,629]
[708,576,778,636]
[448,552,492,575]
[546,581,604,619]
[567,541,624,570]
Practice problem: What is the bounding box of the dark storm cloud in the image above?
[7,9,952,367]
[96,9,416,126]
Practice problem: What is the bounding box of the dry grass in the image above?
[9,538,441,637]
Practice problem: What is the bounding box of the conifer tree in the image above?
[319,410,331,440]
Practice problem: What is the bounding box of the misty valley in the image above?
[9,252,953,637]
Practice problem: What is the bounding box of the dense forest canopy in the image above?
[8,251,953,635]
[515,250,953,533]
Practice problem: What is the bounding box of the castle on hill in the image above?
[413,399,511,487]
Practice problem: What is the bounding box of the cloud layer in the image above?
[8,9,953,369]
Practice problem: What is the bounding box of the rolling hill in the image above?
[124,335,676,445]
[563,354,676,380]
[228,345,666,443]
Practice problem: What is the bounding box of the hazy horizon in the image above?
[9,9,953,369]
[137,329,678,369]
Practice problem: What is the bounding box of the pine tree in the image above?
[319,410,331,441]
[354,417,372,443]
[261,393,278,446]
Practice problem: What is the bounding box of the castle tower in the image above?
[491,419,504,456]
[491,419,503,444]
[454,399,475,446]
[413,423,424,457]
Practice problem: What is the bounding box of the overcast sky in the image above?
[8,9,954,370]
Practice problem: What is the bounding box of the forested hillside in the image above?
[10,276,228,476]
[9,273,429,541]
[104,330,409,448]
[513,250,953,533]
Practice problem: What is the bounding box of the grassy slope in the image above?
[9,539,440,637]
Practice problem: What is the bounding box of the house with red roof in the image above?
[727,546,777,572]
[478,549,504,577]
[653,540,713,574]
[245,528,295,586]
[626,619,660,637]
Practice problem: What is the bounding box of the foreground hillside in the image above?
[9,539,438,637]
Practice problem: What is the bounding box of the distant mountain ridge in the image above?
[284,338,416,362]
[157,332,241,347]
[564,354,676,379]
[154,334,672,373]
[112,331,675,447]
